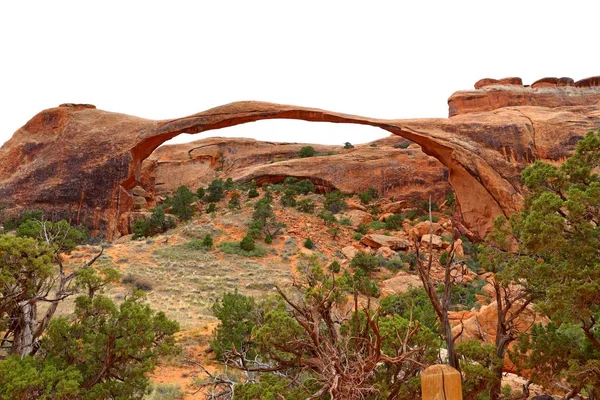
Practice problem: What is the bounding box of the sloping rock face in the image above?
[142,136,449,205]
[1,77,600,239]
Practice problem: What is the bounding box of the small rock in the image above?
[342,210,373,227]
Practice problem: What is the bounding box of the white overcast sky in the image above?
[1,1,598,148]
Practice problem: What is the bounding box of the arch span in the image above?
[126,101,523,237]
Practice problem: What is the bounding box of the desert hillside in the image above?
[2,76,600,399]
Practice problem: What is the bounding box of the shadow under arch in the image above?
[123,101,523,238]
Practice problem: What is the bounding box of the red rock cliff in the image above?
[1,77,599,239]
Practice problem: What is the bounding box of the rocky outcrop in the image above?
[1,77,600,239]
[142,137,450,205]
[361,234,410,250]
[449,76,600,116]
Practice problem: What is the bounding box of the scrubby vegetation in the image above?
[0,216,178,399]
[4,130,600,399]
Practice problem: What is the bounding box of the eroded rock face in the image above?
[449,76,600,116]
[141,137,450,206]
[1,77,600,239]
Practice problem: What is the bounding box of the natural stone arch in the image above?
[124,101,520,238]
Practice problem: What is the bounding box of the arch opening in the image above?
[115,101,522,239]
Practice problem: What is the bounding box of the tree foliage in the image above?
[482,129,600,398]
[170,185,196,221]
[0,217,179,398]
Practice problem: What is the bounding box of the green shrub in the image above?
[437,280,486,310]
[367,204,380,216]
[417,215,439,223]
[399,209,420,221]
[133,206,176,239]
[384,214,404,230]
[210,290,257,360]
[207,203,217,213]
[196,187,205,200]
[368,220,386,231]
[350,252,379,272]
[303,237,314,249]
[240,235,256,251]
[445,191,456,207]
[293,179,314,195]
[393,142,411,149]
[327,260,341,273]
[337,269,380,297]
[380,288,439,333]
[224,178,235,191]
[264,234,273,244]
[353,233,363,240]
[370,143,377,147]
[318,210,337,225]
[219,241,267,257]
[378,256,405,272]
[248,188,260,198]
[343,142,354,149]
[171,185,196,221]
[296,198,315,213]
[358,187,379,204]
[228,193,241,209]
[206,179,225,202]
[280,188,297,207]
[149,384,184,400]
[356,224,369,235]
[202,233,214,249]
[299,146,316,158]
[439,250,449,266]
[324,191,347,213]
[122,274,153,291]
[132,218,150,240]
[398,251,418,270]
[339,217,351,226]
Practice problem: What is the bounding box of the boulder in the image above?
[412,220,443,238]
[381,201,406,214]
[420,234,443,249]
[342,210,373,227]
[341,246,359,260]
[381,271,423,295]
[361,234,410,250]
[376,246,396,259]
[346,200,367,212]
[132,185,151,199]
[131,196,148,211]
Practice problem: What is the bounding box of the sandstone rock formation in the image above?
[1,76,600,239]
[142,137,449,206]
[361,234,410,251]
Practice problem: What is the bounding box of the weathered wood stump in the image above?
[421,364,462,400]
